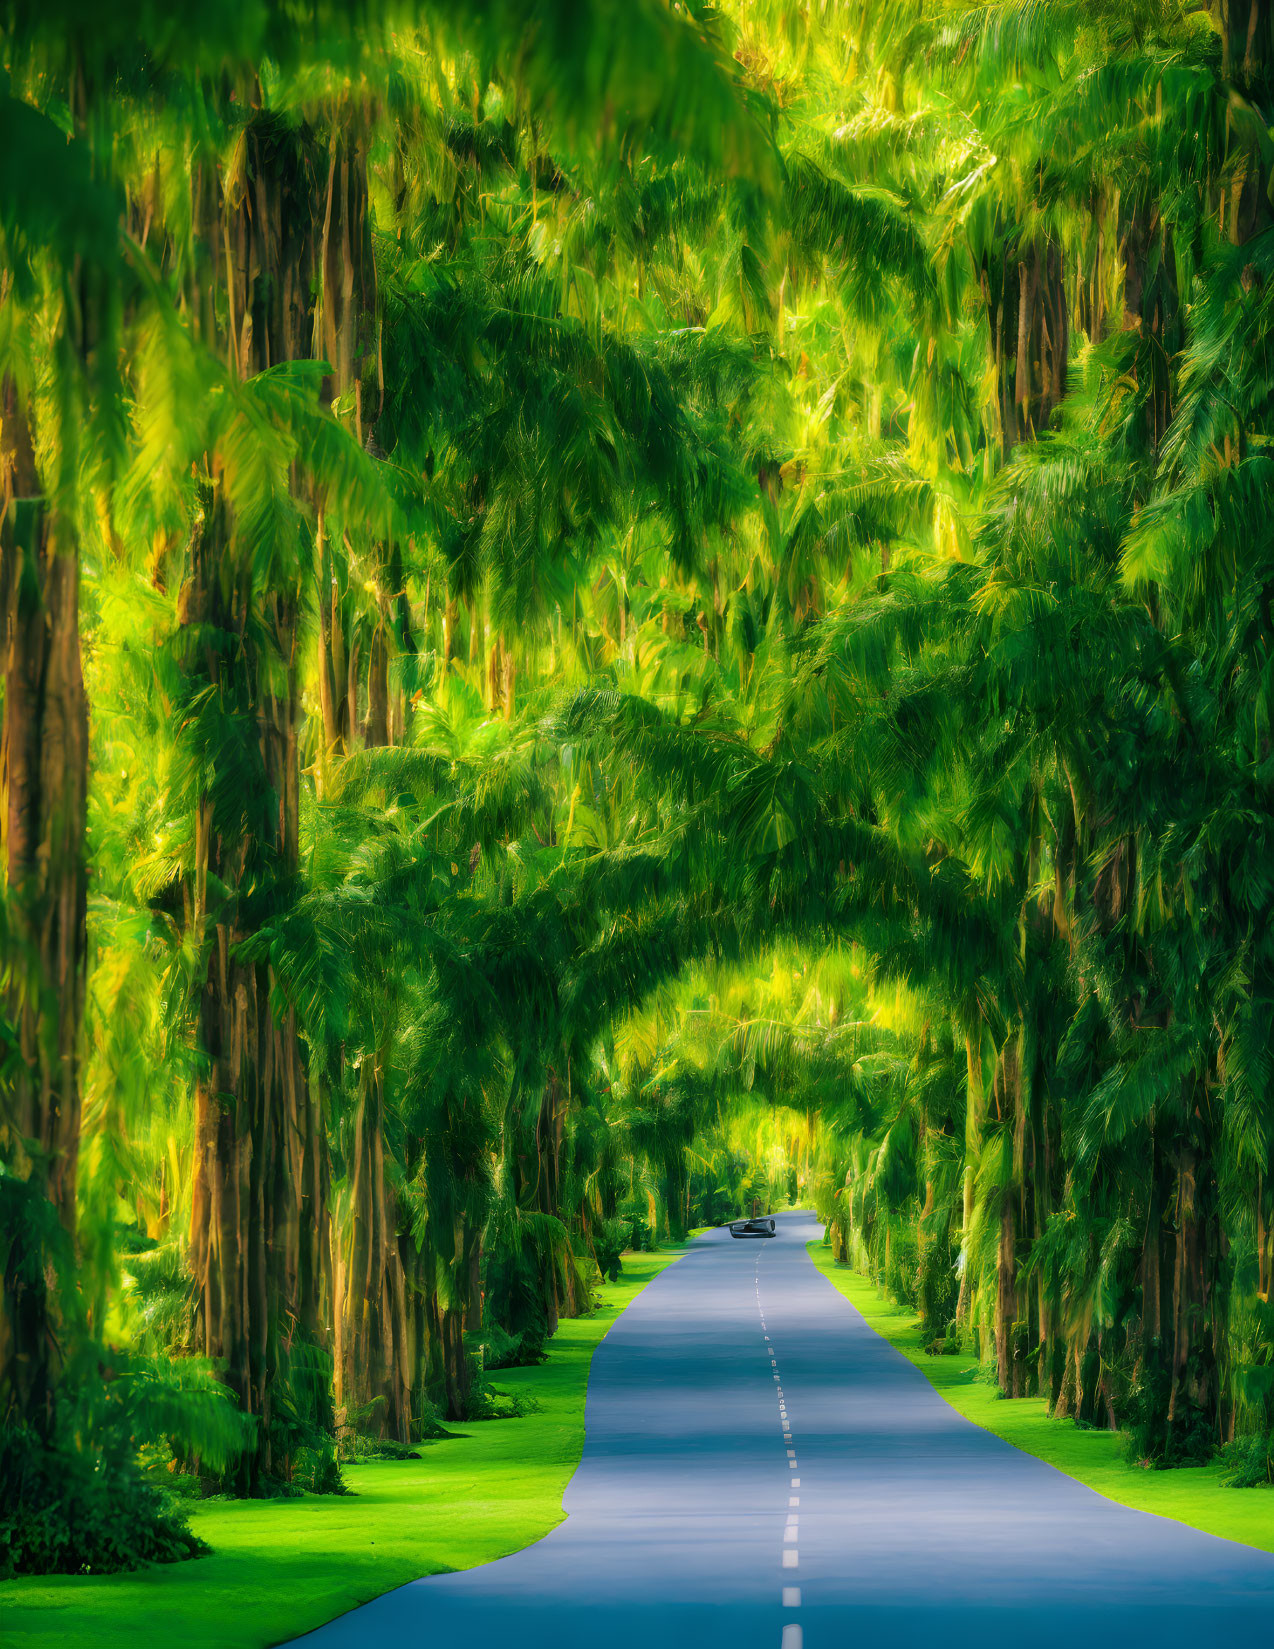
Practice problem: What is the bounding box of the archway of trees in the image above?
[6,0,1274,1573]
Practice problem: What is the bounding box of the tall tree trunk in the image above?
[1166,1128,1221,1453]
[326,600,429,1439]
[995,1181,1016,1394]
[184,496,306,1490]
[0,394,88,1433]
[334,1060,415,1442]
[1014,258,1034,430]
[184,103,384,1473]
[523,1067,588,1334]
[994,1037,1023,1394]
[955,1023,984,1326]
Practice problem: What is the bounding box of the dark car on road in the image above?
[728,1217,776,1238]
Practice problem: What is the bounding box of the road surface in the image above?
[296,1210,1274,1648]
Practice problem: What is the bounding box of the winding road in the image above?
[297,1210,1274,1648]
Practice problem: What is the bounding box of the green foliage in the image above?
[10,0,1274,1598]
[593,1217,633,1284]
[0,1417,205,1578]
[0,1351,251,1579]
[481,1320,548,1372]
[344,1435,423,1463]
[1220,1434,1274,1490]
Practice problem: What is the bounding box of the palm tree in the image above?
[15,0,1274,1577]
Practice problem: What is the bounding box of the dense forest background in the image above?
[5,0,1274,1576]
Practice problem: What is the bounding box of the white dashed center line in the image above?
[755,1234,805,1645]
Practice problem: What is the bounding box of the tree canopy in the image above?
[6,0,1274,1573]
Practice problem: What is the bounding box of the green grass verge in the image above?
[3,1247,688,1649]
[808,1241,1274,1553]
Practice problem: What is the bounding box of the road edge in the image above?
[806,1240,1274,1557]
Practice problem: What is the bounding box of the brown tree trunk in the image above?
[433,1211,485,1421]
[1140,1148,1164,1364]
[334,1061,414,1442]
[325,605,429,1438]
[439,1301,468,1420]
[1035,1115,1054,1401]
[315,513,351,763]
[994,1037,1024,1394]
[0,394,88,1433]
[956,1025,983,1326]
[183,491,308,1490]
[536,1070,567,1336]
[366,613,390,748]
[829,1196,848,1263]
[183,103,387,1477]
[1166,1131,1220,1447]
[995,1185,1016,1393]
[1014,259,1034,427]
[313,123,380,769]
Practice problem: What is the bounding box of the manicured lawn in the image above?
[808,1242,1274,1553]
[3,1247,687,1649]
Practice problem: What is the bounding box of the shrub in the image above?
[344,1436,423,1462]
[593,1216,633,1283]
[1220,1433,1274,1488]
[1123,1361,1216,1467]
[482,1320,547,1370]
[1,1413,206,1577]
[0,1344,261,1575]
[291,1442,349,1495]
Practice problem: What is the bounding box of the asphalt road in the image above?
[296,1209,1274,1648]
